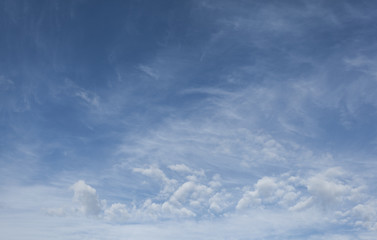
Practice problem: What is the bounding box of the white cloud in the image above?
[289,197,313,211]
[209,190,232,213]
[139,65,159,79]
[2,166,375,240]
[133,166,178,195]
[104,203,129,223]
[169,181,197,204]
[133,166,170,183]
[236,166,369,221]
[2,1,377,239]
[75,90,99,107]
[208,174,222,188]
[126,167,233,219]
[236,177,282,210]
[51,79,101,109]
[171,181,213,208]
[168,164,205,177]
[236,190,260,210]
[135,198,196,219]
[348,201,377,230]
[161,202,196,217]
[292,167,365,211]
[168,163,192,172]
[306,174,350,208]
[254,177,278,200]
[70,180,102,216]
[63,167,375,234]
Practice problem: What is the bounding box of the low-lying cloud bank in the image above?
[45,165,376,234]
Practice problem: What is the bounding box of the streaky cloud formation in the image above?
[1,0,377,239]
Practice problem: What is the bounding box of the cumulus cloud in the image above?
[351,202,377,230]
[209,190,232,213]
[171,181,213,208]
[128,166,233,219]
[236,177,283,210]
[136,198,196,220]
[3,1,377,239]
[135,180,215,219]
[254,177,279,200]
[44,166,373,231]
[287,167,365,212]
[236,166,368,225]
[104,203,129,223]
[42,165,375,234]
[236,190,260,210]
[208,174,222,188]
[161,202,196,217]
[132,165,373,227]
[306,169,352,209]
[70,180,103,216]
[133,166,178,195]
[68,181,131,222]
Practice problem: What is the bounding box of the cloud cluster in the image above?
[132,165,228,220]
[133,166,178,196]
[2,0,377,239]
[54,165,376,232]
[236,167,376,230]
[238,167,362,211]
[104,203,129,223]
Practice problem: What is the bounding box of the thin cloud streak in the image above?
[1,0,377,239]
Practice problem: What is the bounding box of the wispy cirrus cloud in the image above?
[1,0,377,239]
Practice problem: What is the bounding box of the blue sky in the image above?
[1,0,377,239]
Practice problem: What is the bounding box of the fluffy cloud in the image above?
[48,166,375,231]
[161,202,196,217]
[130,166,234,219]
[104,203,129,223]
[71,180,103,216]
[236,166,369,228]
[237,176,294,210]
[170,181,213,208]
[133,166,178,195]
[69,180,131,222]
[351,202,377,230]
[136,179,220,219]
[306,168,356,209]
[209,190,233,213]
